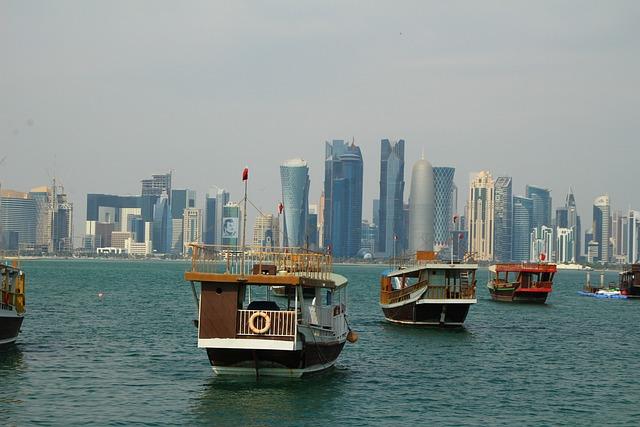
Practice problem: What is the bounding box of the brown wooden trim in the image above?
[184,272,336,288]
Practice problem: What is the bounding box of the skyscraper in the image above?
[152,191,172,254]
[252,214,279,247]
[530,226,554,262]
[565,190,580,262]
[0,189,37,250]
[214,189,230,245]
[408,158,435,253]
[593,195,611,263]
[556,227,575,263]
[627,210,640,264]
[141,173,172,200]
[493,177,513,262]
[182,208,202,254]
[512,196,533,262]
[378,139,405,257]
[323,140,363,257]
[526,185,552,229]
[467,171,494,261]
[203,191,216,244]
[280,159,310,247]
[433,166,455,251]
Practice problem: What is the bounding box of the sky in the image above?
[2,1,639,244]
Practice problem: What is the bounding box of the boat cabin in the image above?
[619,264,640,297]
[490,264,556,289]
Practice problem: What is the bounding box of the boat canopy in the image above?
[385,263,478,278]
[489,263,557,274]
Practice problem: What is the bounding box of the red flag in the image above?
[278,202,284,214]
[540,252,546,261]
[242,167,249,181]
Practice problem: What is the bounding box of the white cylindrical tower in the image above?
[408,158,435,253]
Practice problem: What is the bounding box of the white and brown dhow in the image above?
[1,261,26,346]
[185,244,354,378]
[379,252,478,327]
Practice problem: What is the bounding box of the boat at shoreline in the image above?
[379,252,478,327]
[1,261,26,346]
[185,245,355,378]
[487,263,556,303]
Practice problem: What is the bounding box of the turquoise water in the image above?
[1,260,639,426]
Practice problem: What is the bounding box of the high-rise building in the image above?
[307,204,319,250]
[182,208,202,254]
[531,226,554,262]
[433,167,455,251]
[512,196,533,262]
[171,189,196,220]
[467,171,494,261]
[280,159,310,247]
[378,139,405,257]
[29,187,52,251]
[526,185,552,229]
[627,210,640,264]
[141,173,172,200]
[318,192,325,248]
[152,192,172,254]
[203,192,217,245]
[252,214,279,248]
[372,199,380,227]
[555,207,569,228]
[323,140,363,258]
[612,211,626,262]
[0,189,37,250]
[408,158,435,253]
[593,195,610,263]
[556,227,575,263]
[565,190,581,261]
[214,189,230,245]
[493,177,513,262]
[360,220,377,256]
[584,229,594,255]
[222,202,242,247]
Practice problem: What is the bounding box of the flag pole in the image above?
[241,167,249,275]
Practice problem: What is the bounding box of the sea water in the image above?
[1,260,638,426]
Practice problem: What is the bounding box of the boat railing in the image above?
[521,281,553,289]
[189,244,333,281]
[236,309,297,339]
[381,281,429,305]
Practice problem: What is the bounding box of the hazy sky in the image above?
[2,1,639,243]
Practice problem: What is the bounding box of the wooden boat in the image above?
[379,252,478,327]
[1,261,26,346]
[619,264,640,298]
[185,245,355,378]
[488,263,556,303]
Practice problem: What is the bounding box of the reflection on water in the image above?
[191,368,348,425]
[0,344,25,372]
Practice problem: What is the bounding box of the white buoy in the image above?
[98,292,104,298]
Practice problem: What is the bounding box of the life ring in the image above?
[248,311,271,334]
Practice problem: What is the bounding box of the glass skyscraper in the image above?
[280,159,310,247]
[378,139,405,257]
[525,185,552,229]
[323,140,363,258]
[433,167,455,250]
[494,176,513,262]
[512,195,533,262]
[593,195,610,263]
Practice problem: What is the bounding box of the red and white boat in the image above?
[487,263,556,303]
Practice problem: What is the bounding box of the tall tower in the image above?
[433,167,455,251]
[494,177,513,262]
[378,139,405,257]
[467,171,495,261]
[280,159,310,247]
[323,140,363,258]
[526,185,552,229]
[593,195,610,263]
[512,196,533,262]
[408,158,435,253]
